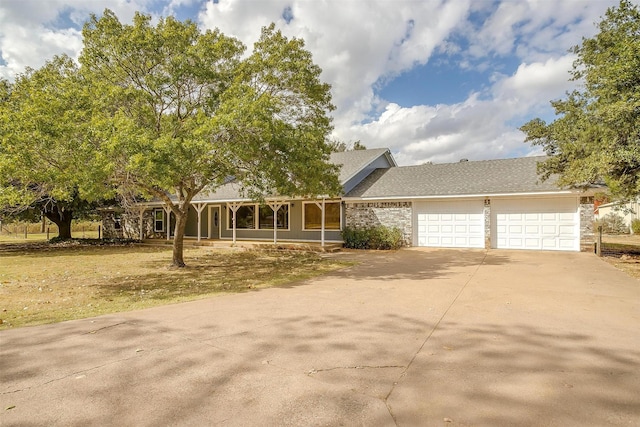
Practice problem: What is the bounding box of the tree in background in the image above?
[521,0,640,199]
[0,57,111,239]
[329,139,367,152]
[81,11,340,267]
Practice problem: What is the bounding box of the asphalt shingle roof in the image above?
[329,148,393,183]
[191,148,392,202]
[345,156,562,198]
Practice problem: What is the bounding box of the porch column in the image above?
[163,206,172,241]
[267,201,284,244]
[138,206,145,241]
[321,198,325,247]
[227,202,242,244]
[194,203,207,242]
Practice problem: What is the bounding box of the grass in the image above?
[598,233,640,279]
[604,255,640,279]
[0,241,352,329]
[0,231,101,243]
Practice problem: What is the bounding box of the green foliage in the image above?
[342,225,404,250]
[520,0,640,198]
[631,219,640,234]
[597,213,629,234]
[0,56,113,238]
[79,11,340,266]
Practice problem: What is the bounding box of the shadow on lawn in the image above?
[93,250,342,301]
[0,241,163,258]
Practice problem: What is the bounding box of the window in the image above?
[303,201,341,230]
[154,209,164,232]
[229,205,255,229]
[258,205,289,230]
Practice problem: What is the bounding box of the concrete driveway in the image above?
[1,249,639,426]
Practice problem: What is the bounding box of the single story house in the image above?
[107,148,596,251]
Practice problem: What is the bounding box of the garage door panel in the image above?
[559,225,575,234]
[415,201,485,248]
[559,239,576,249]
[469,225,482,233]
[492,198,578,251]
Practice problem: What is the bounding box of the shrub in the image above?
[600,213,629,234]
[631,219,640,234]
[342,225,404,250]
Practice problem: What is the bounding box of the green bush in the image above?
[631,219,640,234]
[342,225,404,250]
[599,213,629,234]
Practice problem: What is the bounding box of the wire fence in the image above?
[0,221,101,241]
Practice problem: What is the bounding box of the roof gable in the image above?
[191,148,396,202]
[329,148,395,184]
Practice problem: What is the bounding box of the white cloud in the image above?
[0,0,627,167]
[0,0,153,79]
[199,0,472,128]
[493,55,577,107]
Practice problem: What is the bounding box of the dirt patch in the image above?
[603,254,640,279]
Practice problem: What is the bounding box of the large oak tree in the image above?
[81,10,340,266]
[0,56,110,239]
[521,0,640,199]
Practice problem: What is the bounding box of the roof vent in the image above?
[459,158,469,162]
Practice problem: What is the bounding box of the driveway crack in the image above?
[306,365,405,376]
[383,250,489,424]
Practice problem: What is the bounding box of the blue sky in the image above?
[0,0,632,165]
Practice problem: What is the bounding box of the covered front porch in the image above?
[133,198,344,248]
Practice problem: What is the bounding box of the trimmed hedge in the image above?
[342,225,404,250]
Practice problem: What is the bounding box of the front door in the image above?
[209,206,220,239]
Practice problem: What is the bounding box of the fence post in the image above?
[47,227,50,240]
[596,225,603,256]
[98,225,101,240]
[24,225,27,239]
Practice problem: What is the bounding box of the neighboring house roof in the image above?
[188,148,395,203]
[345,156,568,199]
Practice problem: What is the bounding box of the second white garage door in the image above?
[492,198,579,251]
[415,200,485,248]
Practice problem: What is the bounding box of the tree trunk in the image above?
[43,206,73,240]
[171,209,188,268]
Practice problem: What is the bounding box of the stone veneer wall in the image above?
[101,209,157,240]
[101,211,124,239]
[124,209,157,239]
[344,202,413,246]
[579,196,595,252]
[483,199,491,249]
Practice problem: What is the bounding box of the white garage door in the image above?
[492,198,579,251]
[415,200,485,248]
